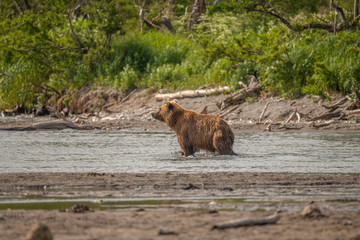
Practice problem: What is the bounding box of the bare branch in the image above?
[143,16,161,29]
[12,0,24,14]
[301,22,346,32]
[330,0,348,24]
[245,1,356,33]
[67,11,88,53]
[0,71,13,78]
[353,14,360,23]
[37,84,61,96]
[334,7,338,34]
[138,0,166,31]
[12,46,83,52]
[314,15,330,24]
[245,7,292,30]
[139,0,146,33]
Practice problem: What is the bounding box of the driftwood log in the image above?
[217,76,261,110]
[285,108,301,124]
[155,86,230,101]
[311,120,336,129]
[212,213,280,230]
[321,97,347,111]
[315,87,360,121]
[0,120,86,131]
[312,110,342,121]
[351,85,360,109]
[258,101,270,122]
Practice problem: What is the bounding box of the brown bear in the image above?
[152,100,236,156]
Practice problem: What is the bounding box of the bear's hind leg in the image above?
[213,131,236,155]
[181,146,194,157]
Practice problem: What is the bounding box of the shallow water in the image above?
[0,129,359,173]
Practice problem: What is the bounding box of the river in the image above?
[0,129,359,173]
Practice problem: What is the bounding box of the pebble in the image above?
[301,205,322,217]
[158,227,178,235]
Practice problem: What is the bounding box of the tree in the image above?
[0,0,137,110]
[187,0,206,32]
[244,0,360,32]
[210,0,359,33]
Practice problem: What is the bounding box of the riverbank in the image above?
[0,172,359,240]
[1,88,360,132]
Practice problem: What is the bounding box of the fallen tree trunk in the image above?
[218,105,239,118]
[212,213,280,230]
[321,97,347,110]
[344,109,360,115]
[0,120,87,131]
[312,109,342,121]
[311,120,336,129]
[217,76,261,110]
[155,86,230,101]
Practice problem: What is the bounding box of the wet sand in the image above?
[0,172,359,239]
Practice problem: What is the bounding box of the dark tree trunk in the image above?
[23,0,31,10]
[187,0,206,32]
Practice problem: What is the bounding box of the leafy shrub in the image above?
[113,65,138,91]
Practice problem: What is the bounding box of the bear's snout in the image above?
[151,112,159,119]
[152,111,165,122]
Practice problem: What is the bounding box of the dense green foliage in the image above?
[0,0,359,110]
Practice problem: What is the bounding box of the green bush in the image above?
[113,65,138,91]
[102,32,207,91]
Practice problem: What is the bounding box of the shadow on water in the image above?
[1,129,359,173]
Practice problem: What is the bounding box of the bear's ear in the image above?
[167,102,174,111]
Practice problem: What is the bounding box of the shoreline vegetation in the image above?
[1,0,360,115]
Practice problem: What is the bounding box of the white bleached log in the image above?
[212,213,280,230]
[155,86,230,101]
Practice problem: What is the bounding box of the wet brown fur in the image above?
[152,101,236,156]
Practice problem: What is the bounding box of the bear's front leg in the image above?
[177,135,194,157]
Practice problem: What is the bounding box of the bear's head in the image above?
[151,100,181,124]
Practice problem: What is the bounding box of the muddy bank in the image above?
[1,88,360,131]
[1,172,359,189]
[0,173,360,240]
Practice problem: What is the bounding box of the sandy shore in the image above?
[0,172,359,240]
